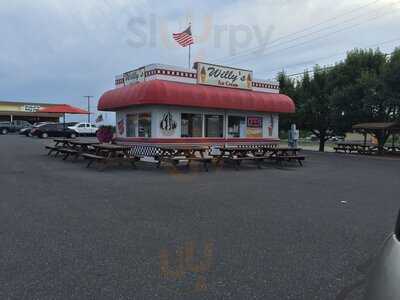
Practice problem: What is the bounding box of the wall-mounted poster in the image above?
[117,118,125,135]
[195,62,253,90]
[246,117,263,138]
[160,112,177,136]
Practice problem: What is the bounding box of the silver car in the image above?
[364,212,400,300]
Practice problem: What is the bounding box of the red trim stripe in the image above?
[116,137,280,145]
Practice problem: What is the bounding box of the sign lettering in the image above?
[196,62,253,90]
[123,67,145,85]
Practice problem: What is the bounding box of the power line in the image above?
[230,7,400,66]
[264,37,400,76]
[219,0,400,65]
[209,0,384,63]
[285,47,395,78]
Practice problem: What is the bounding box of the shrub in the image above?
[96,125,115,143]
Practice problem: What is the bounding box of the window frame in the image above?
[180,113,204,138]
[204,114,224,138]
[126,114,139,137]
[138,112,152,138]
[227,115,247,138]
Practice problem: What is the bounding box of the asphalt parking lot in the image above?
[0,134,399,300]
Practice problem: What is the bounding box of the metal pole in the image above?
[84,96,93,123]
[188,44,191,69]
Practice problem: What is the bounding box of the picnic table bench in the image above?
[46,138,77,156]
[157,145,212,171]
[384,145,400,153]
[216,146,304,170]
[67,140,99,159]
[269,147,305,166]
[83,144,139,170]
[46,139,99,160]
[334,142,378,154]
[215,146,270,170]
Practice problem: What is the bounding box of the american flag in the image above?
[95,114,103,123]
[172,26,194,47]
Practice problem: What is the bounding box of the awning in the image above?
[98,80,295,113]
[39,104,89,114]
[353,122,400,131]
[0,111,62,118]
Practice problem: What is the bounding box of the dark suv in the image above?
[0,120,32,134]
[30,123,78,138]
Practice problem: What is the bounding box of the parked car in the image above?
[0,120,32,135]
[21,122,54,136]
[19,126,33,135]
[31,123,78,138]
[364,210,400,300]
[329,136,344,142]
[305,134,319,141]
[68,122,98,136]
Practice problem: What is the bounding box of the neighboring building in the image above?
[0,101,62,123]
[98,62,295,145]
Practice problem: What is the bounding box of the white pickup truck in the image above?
[68,122,98,136]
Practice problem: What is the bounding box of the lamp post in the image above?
[84,96,93,123]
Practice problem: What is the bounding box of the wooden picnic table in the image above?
[93,143,132,156]
[215,146,304,169]
[220,146,266,156]
[269,147,305,166]
[82,144,138,170]
[45,138,79,157]
[385,145,400,153]
[334,142,378,154]
[269,147,302,156]
[157,145,211,171]
[65,140,100,160]
[69,140,99,151]
[53,138,77,147]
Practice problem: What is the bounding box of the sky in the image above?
[1,0,400,122]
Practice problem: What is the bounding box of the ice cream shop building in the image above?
[98,62,295,145]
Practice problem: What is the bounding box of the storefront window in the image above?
[138,113,151,138]
[126,114,138,137]
[228,116,246,138]
[181,114,203,137]
[205,115,224,138]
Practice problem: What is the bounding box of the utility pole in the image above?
[83,96,93,123]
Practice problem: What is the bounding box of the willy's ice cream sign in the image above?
[195,62,253,90]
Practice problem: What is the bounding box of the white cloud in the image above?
[0,0,399,116]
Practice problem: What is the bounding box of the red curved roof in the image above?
[39,104,89,114]
[98,80,295,113]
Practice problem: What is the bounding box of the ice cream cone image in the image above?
[246,73,252,89]
[200,66,207,83]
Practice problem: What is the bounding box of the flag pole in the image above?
[188,21,192,69]
[188,44,191,69]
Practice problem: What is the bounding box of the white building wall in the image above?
[115,105,280,140]
[272,114,279,137]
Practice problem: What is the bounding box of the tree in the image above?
[298,67,339,151]
[277,47,400,152]
[382,48,400,120]
[277,72,299,132]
